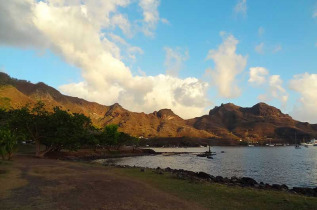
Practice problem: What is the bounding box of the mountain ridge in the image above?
[1,72,316,143]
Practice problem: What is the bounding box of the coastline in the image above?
[95,160,317,198]
[42,147,317,197]
[1,155,317,209]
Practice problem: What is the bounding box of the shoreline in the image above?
[43,148,317,196]
[94,162,317,197]
[2,155,317,209]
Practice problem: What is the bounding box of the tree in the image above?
[116,132,131,150]
[0,127,19,160]
[43,107,94,153]
[100,124,119,150]
[9,102,50,157]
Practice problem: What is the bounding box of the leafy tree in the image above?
[116,132,131,150]
[9,102,50,157]
[0,127,19,160]
[43,107,94,153]
[100,124,119,150]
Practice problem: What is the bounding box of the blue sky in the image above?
[0,0,317,122]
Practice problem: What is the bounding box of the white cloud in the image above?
[161,18,170,25]
[273,44,282,53]
[111,14,132,37]
[258,75,288,108]
[164,47,189,77]
[109,33,143,61]
[258,27,264,36]
[249,66,288,109]
[255,42,264,54]
[205,33,247,98]
[0,0,48,48]
[289,73,317,123]
[0,0,210,119]
[248,67,269,85]
[139,0,160,36]
[234,0,247,16]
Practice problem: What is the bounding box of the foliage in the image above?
[0,127,19,160]
[0,102,136,157]
[43,107,94,152]
[99,124,119,150]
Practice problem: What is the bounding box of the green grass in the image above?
[116,168,317,210]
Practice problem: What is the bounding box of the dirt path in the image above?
[1,156,205,210]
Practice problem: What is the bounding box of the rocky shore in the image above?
[46,148,158,161]
[101,163,317,197]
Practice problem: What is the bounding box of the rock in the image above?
[272,184,282,190]
[292,187,315,196]
[240,177,257,187]
[165,167,172,172]
[223,177,230,183]
[197,172,211,179]
[230,176,239,184]
[215,176,224,183]
[281,184,289,191]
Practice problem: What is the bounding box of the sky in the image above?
[0,0,317,123]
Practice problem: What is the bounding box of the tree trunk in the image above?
[36,146,54,158]
[7,152,13,160]
[35,139,41,157]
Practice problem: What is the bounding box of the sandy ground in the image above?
[0,155,205,210]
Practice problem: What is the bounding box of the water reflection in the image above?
[97,146,317,188]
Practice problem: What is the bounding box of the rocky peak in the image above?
[247,102,283,117]
[153,109,180,120]
[111,103,122,109]
[209,103,241,116]
[104,103,125,117]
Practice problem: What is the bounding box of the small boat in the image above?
[295,145,301,149]
[197,154,207,157]
[304,139,317,146]
[206,155,213,159]
[294,132,301,149]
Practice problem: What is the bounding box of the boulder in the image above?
[215,176,224,183]
[240,177,258,187]
[197,172,212,179]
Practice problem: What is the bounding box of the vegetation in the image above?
[119,168,317,210]
[0,101,137,158]
[0,128,19,160]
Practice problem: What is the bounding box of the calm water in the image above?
[96,146,317,188]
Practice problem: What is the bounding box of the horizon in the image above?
[0,0,316,123]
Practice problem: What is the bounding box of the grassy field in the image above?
[116,167,317,210]
[1,156,317,210]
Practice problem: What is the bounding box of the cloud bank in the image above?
[0,0,210,119]
[249,67,288,109]
[205,33,247,98]
[289,73,317,123]
[164,47,189,77]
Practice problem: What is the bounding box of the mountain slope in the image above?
[0,73,214,138]
[187,103,317,143]
[1,73,316,142]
